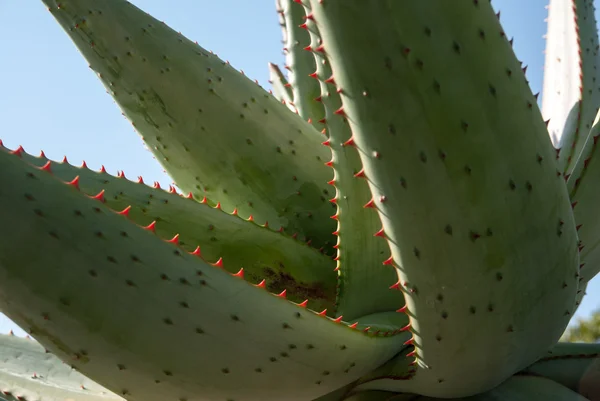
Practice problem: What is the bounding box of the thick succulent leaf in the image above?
[520,342,600,399]
[0,334,121,401]
[268,62,295,110]
[0,148,408,401]
[417,376,588,401]
[542,0,600,174]
[566,109,600,284]
[43,0,336,252]
[309,1,580,398]
[277,0,325,124]
[299,6,404,320]
[2,143,337,312]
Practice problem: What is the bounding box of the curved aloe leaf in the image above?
[268,62,295,110]
[309,1,580,397]
[3,144,337,312]
[542,0,600,174]
[278,0,325,124]
[298,4,404,321]
[0,148,408,401]
[565,108,600,285]
[0,334,121,401]
[520,342,600,398]
[43,0,336,252]
[418,376,588,401]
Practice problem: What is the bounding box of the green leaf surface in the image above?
[520,342,600,399]
[43,0,336,253]
[0,334,121,401]
[3,144,337,312]
[309,1,580,397]
[0,147,407,401]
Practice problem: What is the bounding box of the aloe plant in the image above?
[0,0,599,400]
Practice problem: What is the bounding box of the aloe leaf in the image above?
[542,0,600,174]
[0,148,408,401]
[2,143,337,312]
[43,0,336,252]
[298,12,403,320]
[0,334,121,401]
[520,342,600,399]
[268,62,295,109]
[309,1,580,397]
[565,108,600,285]
[417,376,588,401]
[278,0,325,124]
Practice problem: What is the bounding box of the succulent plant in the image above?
[0,0,599,400]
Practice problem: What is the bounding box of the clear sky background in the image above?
[0,1,597,337]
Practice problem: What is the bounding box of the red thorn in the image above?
[389,281,401,290]
[333,256,340,261]
[382,256,395,266]
[324,76,335,84]
[144,221,157,232]
[308,72,318,79]
[200,197,208,204]
[363,199,376,208]
[118,205,131,216]
[333,265,340,271]
[400,323,411,332]
[40,161,52,173]
[333,316,343,323]
[169,185,177,194]
[318,309,327,316]
[318,118,327,124]
[406,350,417,358]
[404,338,414,346]
[255,279,266,288]
[167,234,179,244]
[277,289,287,298]
[247,215,254,222]
[327,179,336,186]
[304,12,314,20]
[332,230,339,236]
[349,322,359,329]
[233,268,244,278]
[298,299,309,308]
[315,96,323,102]
[329,197,338,204]
[303,45,313,52]
[354,169,366,178]
[154,182,161,189]
[299,23,308,29]
[39,150,46,158]
[186,192,193,199]
[374,228,385,238]
[343,137,355,147]
[117,170,126,179]
[90,189,105,202]
[315,45,325,53]
[67,176,80,190]
[137,176,144,184]
[213,257,224,268]
[322,139,331,146]
[331,212,340,221]
[325,160,334,167]
[334,107,345,116]
[215,202,222,210]
[190,246,202,257]
[62,155,69,164]
[397,305,408,313]
[100,165,107,173]
[11,146,24,157]
[81,160,87,168]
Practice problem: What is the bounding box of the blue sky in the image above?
[0,1,597,336]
